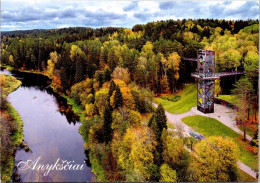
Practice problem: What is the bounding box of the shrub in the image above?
[161,95,181,102]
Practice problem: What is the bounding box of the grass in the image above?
[154,84,197,114]
[239,125,257,138]
[167,122,175,129]
[0,74,23,182]
[6,103,24,146]
[182,115,258,170]
[238,169,258,182]
[217,94,239,105]
[62,95,86,122]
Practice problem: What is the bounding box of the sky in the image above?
[1,0,259,31]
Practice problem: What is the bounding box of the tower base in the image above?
[197,106,214,113]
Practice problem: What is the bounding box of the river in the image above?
[1,69,95,182]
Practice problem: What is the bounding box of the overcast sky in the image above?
[1,0,259,31]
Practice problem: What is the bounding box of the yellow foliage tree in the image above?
[85,103,97,116]
[194,136,239,182]
[9,55,14,65]
[70,45,83,61]
[117,127,157,180]
[94,88,109,115]
[121,87,135,110]
[0,75,6,87]
[47,51,60,77]
[159,163,177,182]
[162,136,185,166]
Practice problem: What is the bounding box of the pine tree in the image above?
[151,119,160,141]
[75,58,84,82]
[148,114,154,127]
[97,71,103,87]
[103,67,111,83]
[103,105,113,144]
[60,67,69,91]
[155,104,167,132]
[109,80,116,97]
[114,85,123,109]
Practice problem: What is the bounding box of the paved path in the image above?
[152,103,257,178]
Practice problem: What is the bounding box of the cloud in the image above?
[158,1,177,10]
[123,1,138,12]
[2,7,58,22]
[1,5,127,30]
[133,12,152,20]
[1,1,259,31]
[59,7,82,18]
[209,1,259,19]
[223,1,232,5]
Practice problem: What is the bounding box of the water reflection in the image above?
[1,68,94,182]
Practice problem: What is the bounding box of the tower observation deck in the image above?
[193,50,216,113]
[186,49,244,113]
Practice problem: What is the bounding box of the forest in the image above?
[1,18,259,182]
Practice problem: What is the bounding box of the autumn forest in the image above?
[0,18,259,182]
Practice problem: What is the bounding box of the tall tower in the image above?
[194,50,217,113]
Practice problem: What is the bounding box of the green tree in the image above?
[103,105,113,144]
[95,88,109,115]
[114,85,123,109]
[109,80,116,97]
[232,78,254,141]
[154,104,167,135]
[118,127,157,181]
[218,48,242,71]
[102,67,111,83]
[162,135,190,181]
[60,67,69,91]
[160,163,177,182]
[75,58,85,82]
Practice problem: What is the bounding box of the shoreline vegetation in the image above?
[2,65,101,180]
[0,73,23,182]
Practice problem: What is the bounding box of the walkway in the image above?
[152,103,257,178]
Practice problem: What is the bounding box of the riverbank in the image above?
[0,74,23,182]
[1,66,100,180]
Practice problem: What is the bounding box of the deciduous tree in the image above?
[195,136,239,182]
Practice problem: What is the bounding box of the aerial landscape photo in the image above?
[0,0,259,182]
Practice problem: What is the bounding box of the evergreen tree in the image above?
[97,71,103,87]
[75,58,85,82]
[109,80,116,97]
[148,114,154,127]
[60,67,69,91]
[149,104,168,160]
[103,67,111,82]
[155,104,167,133]
[151,119,160,141]
[114,85,123,109]
[103,105,113,144]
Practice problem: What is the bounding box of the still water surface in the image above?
[1,69,94,182]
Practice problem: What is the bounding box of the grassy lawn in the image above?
[167,122,175,129]
[217,94,238,105]
[239,125,257,138]
[182,115,258,170]
[154,84,197,114]
[238,169,258,182]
